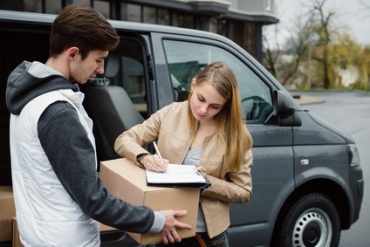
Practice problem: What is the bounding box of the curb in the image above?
[293,95,325,105]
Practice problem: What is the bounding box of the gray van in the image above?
[0,9,364,247]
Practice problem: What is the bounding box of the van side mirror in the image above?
[272,90,302,126]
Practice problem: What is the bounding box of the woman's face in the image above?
[190,81,226,123]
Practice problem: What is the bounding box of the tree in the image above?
[262,1,316,87]
[262,25,280,79]
[263,0,368,90]
[329,33,366,89]
[309,0,337,89]
[357,0,370,14]
[280,13,317,87]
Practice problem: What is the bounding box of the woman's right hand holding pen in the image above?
[139,154,168,172]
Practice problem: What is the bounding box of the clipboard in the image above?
[146,164,211,188]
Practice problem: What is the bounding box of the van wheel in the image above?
[273,193,341,247]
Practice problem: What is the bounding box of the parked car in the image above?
[0,9,364,247]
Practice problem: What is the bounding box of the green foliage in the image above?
[329,33,367,89]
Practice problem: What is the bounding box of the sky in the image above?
[263,0,370,49]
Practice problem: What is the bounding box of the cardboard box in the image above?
[100,158,199,245]
[0,186,16,242]
[12,218,23,247]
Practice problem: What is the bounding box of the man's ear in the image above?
[67,47,79,60]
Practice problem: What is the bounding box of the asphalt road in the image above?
[297,91,370,247]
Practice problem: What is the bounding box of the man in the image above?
[5,4,191,246]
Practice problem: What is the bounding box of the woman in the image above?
[114,62,253,247]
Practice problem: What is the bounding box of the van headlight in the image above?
[348,144,360,167]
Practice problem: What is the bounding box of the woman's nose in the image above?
[200,104,208,113]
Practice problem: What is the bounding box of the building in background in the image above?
[0,0,278,62]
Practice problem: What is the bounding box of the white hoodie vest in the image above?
[10,89,100,247]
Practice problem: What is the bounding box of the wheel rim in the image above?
[292,208,332,247]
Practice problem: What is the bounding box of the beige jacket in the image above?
[114,101,253,238]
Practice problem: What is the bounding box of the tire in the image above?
[273,193,341,247]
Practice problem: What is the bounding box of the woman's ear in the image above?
[190,78,196,91]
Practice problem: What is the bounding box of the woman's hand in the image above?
[194,166,206,173]
[140,154,168,172]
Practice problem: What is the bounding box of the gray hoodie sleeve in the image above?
[38,101,161,233]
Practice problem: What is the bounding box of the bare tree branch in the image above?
[356,0,370,18]
[357,0,370,9]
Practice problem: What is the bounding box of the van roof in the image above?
[0,9,225,41]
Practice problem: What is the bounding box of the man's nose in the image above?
[96,62,105,75]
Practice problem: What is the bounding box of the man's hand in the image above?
[160,210,192,244]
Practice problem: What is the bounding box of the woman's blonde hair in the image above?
[187,62,253,172]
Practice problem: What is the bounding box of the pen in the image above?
[153,141,164,165]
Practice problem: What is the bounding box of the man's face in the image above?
[70,50,108,84]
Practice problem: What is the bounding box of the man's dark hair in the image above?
[49,4,119,59]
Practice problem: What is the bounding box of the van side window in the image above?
[163,40,273,124]
[98,39,148,118]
